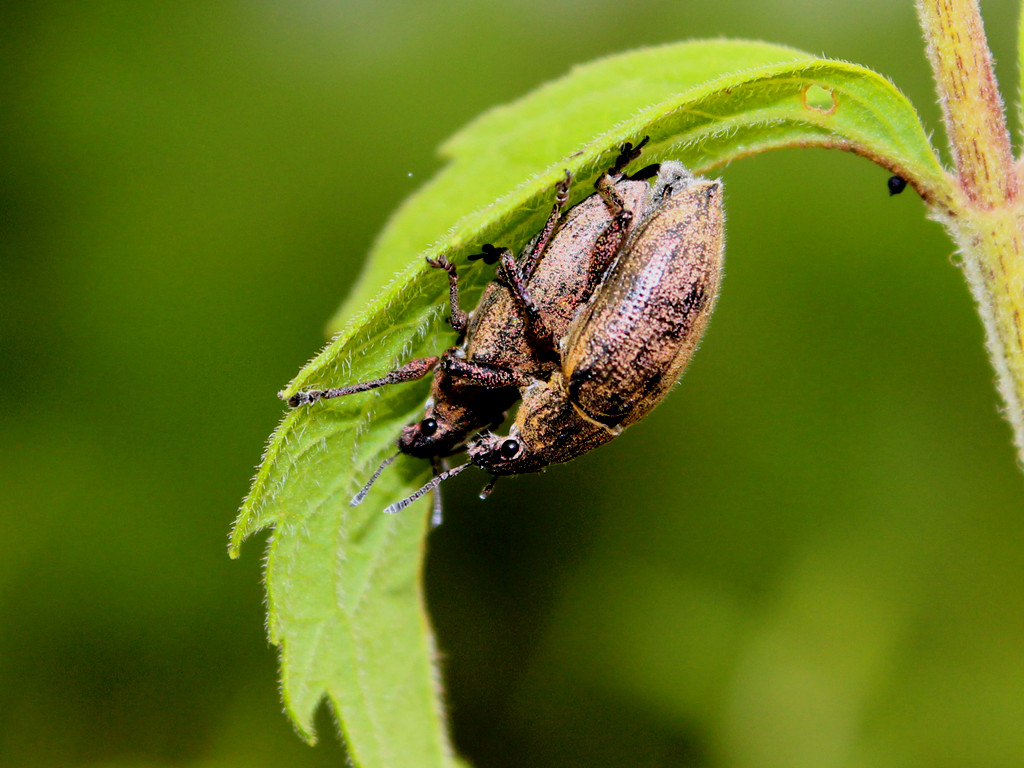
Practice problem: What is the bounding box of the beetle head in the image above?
[468,429,547,476]
[397,404,467,458]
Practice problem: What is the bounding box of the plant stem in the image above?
[918,0,1016,204]
[917,0,1024,462]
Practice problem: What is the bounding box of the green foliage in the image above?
[231,39,947,768]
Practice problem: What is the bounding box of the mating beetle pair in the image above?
[287,140,725,521]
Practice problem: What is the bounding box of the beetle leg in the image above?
[594,137,649,210]
[495,249,557,353]
[609,135,649,177]
[478,475,499,500]
[467,243,503,264]
[580,138,650,297]
[441,355,533,389]
[519,169,573,282]
[283,356,439,407]
[627,162,661,182]
[584,194,634,297]
[520,140,646,284]
[426,255,468,333]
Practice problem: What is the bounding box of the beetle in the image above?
[397,148,653,461]
[472,171,724,475]
[286,141,664,515]
[386,168,725,512]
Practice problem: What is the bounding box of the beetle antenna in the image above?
[350,451,399,507]
[384,462,471,516]
[430,457,447,528]
[479,475,499,500]
[431,488,444,528]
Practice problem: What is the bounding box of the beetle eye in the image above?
[499,439,520,460]
[420,418,438,437]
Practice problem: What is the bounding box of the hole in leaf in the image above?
[801,84,838,115]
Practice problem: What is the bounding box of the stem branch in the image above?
[917,0,1024,461]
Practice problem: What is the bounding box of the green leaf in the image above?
[230,39,949,767]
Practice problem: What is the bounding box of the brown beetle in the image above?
[390,167,724,508]
[397,153,653,461]
[469,170,724,477]
[286,141,661,515]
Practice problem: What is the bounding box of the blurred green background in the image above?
[4,1,1024,767]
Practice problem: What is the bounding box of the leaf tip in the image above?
[228,493,263,559]
[227,519,248,559]
[280,676,325,746]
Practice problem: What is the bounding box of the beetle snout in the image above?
[398,417,461,459]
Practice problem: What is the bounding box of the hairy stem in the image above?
[917,0,1024,461]
[917,0,1016,205]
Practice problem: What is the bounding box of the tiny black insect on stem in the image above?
[888,175,908,196]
